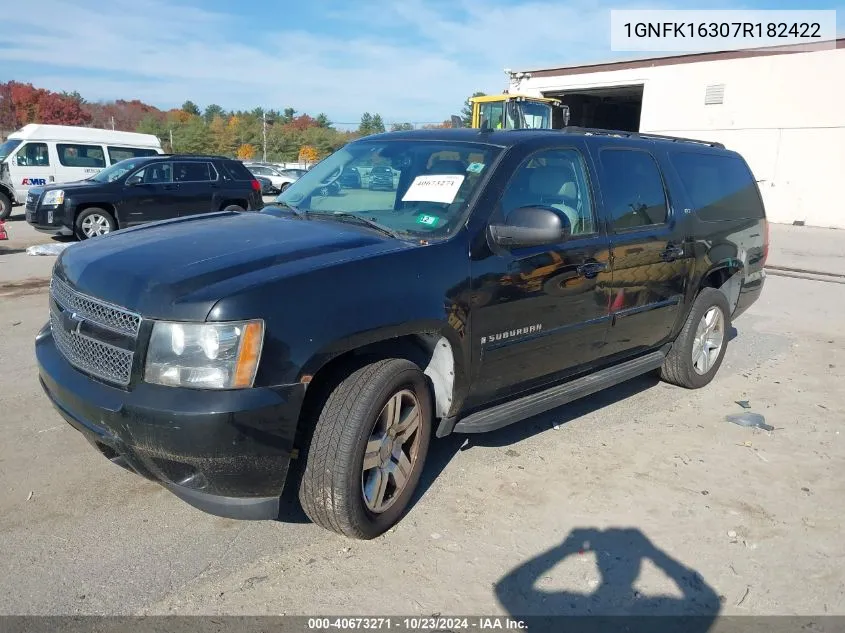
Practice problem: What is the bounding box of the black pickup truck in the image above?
[35,128,767,539]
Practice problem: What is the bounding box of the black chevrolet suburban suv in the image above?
[35,128,767,539]
[25,154,263,240]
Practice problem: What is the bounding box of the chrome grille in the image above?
[50,276,141,336]
[50,304,134,386]
[49,276,140,386]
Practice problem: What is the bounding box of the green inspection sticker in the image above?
[466,162,485,173]
[417,214,439,226]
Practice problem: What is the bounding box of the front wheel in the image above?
[0,192,11,220]
[75,207,116,240]
[279,183,290,193]
[660,287,731,389]
[298,358,432,539]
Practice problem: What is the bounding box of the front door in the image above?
[121,162,179,226]
[173,161,216,216]
[593,144,692,358]
[468,146,613,408]
[13,142,54,202]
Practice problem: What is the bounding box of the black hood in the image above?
[54,211,411,321]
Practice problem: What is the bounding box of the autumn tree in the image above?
[236,144,256,160]
[298,145,319,165]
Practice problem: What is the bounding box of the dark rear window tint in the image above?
[222,160,256,181]
[670,151,765,221]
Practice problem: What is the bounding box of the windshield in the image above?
[517,101,553,129]
[87,158,146,183]
[271,139,501,240]
[0,139,21,162]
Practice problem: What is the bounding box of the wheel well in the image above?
[220,199,248,210]
[0,183,14,202]
[298,334,456,431]
[700,265,741,313]
[76,203,117,226]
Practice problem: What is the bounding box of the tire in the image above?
[0,191,11,220]
[223,204,246,212]
[279,183,290,193]
[75,207,116,240]
[298,358,432,539]
[660,287,731,389]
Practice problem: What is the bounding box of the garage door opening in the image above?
[545,85,643,132]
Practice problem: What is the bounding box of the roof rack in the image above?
[158,154,232,160]
[562,127,725,148]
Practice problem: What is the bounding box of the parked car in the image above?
[338,166,362,189]
[245,163,296,194]
[367,164,394,190]
[0,123,163,220]
[34,128,767,539]
[254,175,275,196]
[25,154,263,240]
[279,168,308,179]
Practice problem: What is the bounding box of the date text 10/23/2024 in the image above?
[307,617,528,630]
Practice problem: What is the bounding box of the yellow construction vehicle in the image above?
[459,94,570,130]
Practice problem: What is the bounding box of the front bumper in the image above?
[35,322,306,520]
[26,204,72,235]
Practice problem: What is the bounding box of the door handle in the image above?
[661,244,685,261]
[576,261,608,278]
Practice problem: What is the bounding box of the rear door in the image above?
[173,161,217,215]
[594,143,693,358]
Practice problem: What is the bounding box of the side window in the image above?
[173,162,213,182]
[132,163,172,184]
[670,151,764,221]
[599,149,668,231]
[108,146,159,163]
[15,142,50,166]
[480,101,505,130]
[57,144,106,168]
[500,148,597,236]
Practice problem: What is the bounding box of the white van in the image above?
[0,124,164,219]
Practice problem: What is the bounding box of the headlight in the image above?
[145,320,264,389]
[42,190,64,206]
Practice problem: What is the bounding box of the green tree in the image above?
[203,103,225,124]
[461,91,486,126]
[62,90,86,105]
[209,115,236,155]
[181,100,201,116]
[370,114,385,134]
[282,107,296,124]
[390,122,414,132]
[315,113,332,128]
[172,116,211,154]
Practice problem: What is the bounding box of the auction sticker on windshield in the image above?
[402,174,465,204]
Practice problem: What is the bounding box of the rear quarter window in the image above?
[670,151,765,221]
[221,160,256,181]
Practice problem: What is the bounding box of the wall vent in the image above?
[705,84,725,105]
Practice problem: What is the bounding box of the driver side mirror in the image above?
[126,175,143,186]
[488,206,569,248]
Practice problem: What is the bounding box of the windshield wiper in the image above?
[306,211,401,239]
[270,201,304,218]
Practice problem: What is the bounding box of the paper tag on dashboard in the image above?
[401,175,465,204]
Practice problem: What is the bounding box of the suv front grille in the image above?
[49,276,141,386]
[25,192,38,212]
[50,276,141,336]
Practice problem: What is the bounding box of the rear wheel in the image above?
[660,287,731,389]
[0,191,11,220]
[223,204,246,212]
[279,183,290,193]
[298,358,432,539]
[75,207,116,240]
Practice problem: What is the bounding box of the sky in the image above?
[0,0,842,128]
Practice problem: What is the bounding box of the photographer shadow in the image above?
[495,527,721,633]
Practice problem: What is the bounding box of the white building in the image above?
[509,39,845,228]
